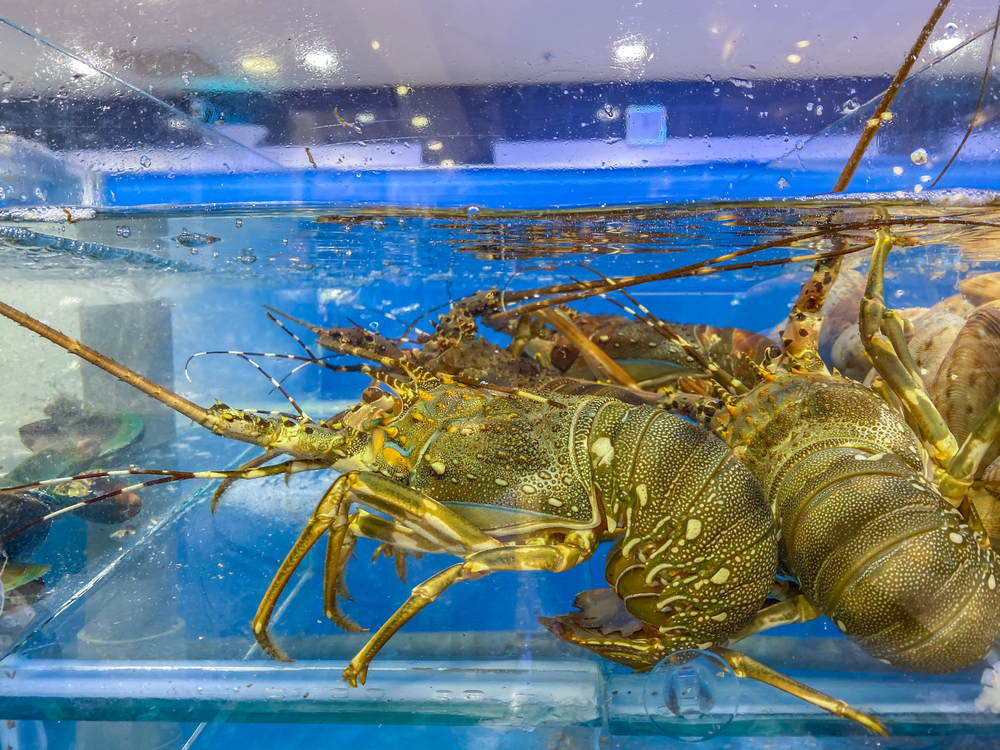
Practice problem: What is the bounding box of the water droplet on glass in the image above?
[842,99,859,114]
[116,225,131,238]
[139,155,152,168]
[239,249,257,264]
[33,187,46,201]
[235,218,243,228]
[0,125,6,133]
[910,147,929,166]
[181,73,191,85]
[795,140,804,150]
[944,22,958,38]
[281,238,289,246]
[467,205,480,216]
[33,128,42,137]
[777,178,790,190]
[0,82,10,92]
[190,247,199,255]
[712,87,720,96]
[806,102,814,112]
[895,289,905,299]
[814,105,823,115]
[643,651,740,741]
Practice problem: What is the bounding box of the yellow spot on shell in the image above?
[495,478,509,486]
[430,461,446,476]
[590,437,615,467]
[949,532,963,544]
[710,568,730,585]
[990,574,997,590]
[635,484,648,507]
[521,484,537,494]
[685,519,702,540]
[711,612,727,622]
[547,498,563,507]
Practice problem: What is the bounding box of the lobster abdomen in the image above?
[725,373,1000,673]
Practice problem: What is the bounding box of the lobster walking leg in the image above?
[859,229,1000,533]
[860,229,959,466]
[344,537,598,686]
[715,647,887,737]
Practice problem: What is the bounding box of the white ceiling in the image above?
[1,0,997,94]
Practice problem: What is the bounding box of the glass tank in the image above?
[1,2,1000,748]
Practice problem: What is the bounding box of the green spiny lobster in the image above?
[515,228,1000,679]
[0,299,885,733]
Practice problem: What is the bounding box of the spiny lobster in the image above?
[0,299,885,733]
[513,227,1000,679]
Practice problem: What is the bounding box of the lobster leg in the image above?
[724,594,823,642]
[859,229,999,533]
[714,647,886,737]
[859,229,959,467]
[343,536,598,686]
[539,601,883,735]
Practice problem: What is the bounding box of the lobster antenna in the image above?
[0,460,330,543]
[266,312,321,360]
[567,268,750,397]
[928,14,1000,187]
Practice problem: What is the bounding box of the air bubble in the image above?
[281,238,289,246]
[814,105,824,115]
[944,22,958,38]
[643,650,739,741]
[467,205,481,216]
[842,99,860,114]
[139,155,151,168]
[116,225,131,238]
[239,248,257,264]
[235,218,243,228]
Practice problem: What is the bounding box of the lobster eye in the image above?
[362,386,385,404]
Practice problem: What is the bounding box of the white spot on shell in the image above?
[685,518,702,540]
[990,574,997,591]
[711,612,727,622]
[710,568,730,584]
[495,478,508,486]
[949,531,963,544]
[521,484,537,495]
[547,498,563,507]
[635,484,648,507]
[430,461,446,475]
[590,437,615,467]
[836,620,847,632]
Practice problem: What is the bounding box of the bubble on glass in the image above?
[795,140,804,150]
[239,248,257,264]
[116,225,131,238]
[806,102,814,112]
[139,155,152,168]
[842,99,860,114]
[944,22,959,38]
[33,187,46,202]
[281,238,289,246]
[235,218,243,228]
[814,105,824,116]
[910,148,929,166]
[777,178,790,190]
[643,650,739,741]
[467,206,481,216]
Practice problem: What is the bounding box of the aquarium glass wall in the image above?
[2,1,1000,749]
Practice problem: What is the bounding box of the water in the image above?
[1,194,1000,748]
